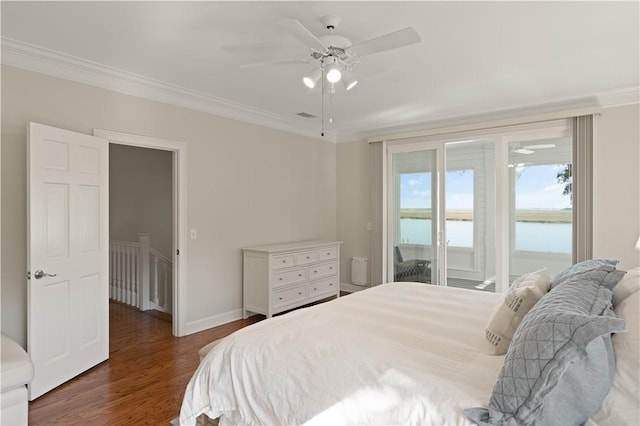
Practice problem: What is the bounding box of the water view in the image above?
[400,211,571,253]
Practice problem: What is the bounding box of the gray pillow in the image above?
[550,258,619,289]
[536,333,616,425]
[466,267,625,426]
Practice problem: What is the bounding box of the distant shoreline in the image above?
[401,209,571,224]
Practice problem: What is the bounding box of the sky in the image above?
[401,164,572,210]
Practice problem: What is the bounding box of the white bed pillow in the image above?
[612,267,640,307]
[591,283,640,425]
[483,268,550,355]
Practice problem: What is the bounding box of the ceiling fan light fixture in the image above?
[324,57,342,83]
[342,70,358,90]
[326,67,341,83]
[303,67,322,89]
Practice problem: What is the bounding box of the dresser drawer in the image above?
[295,251,318,265]
[273,268,307,288]
[309,260,338,280]
[308,277,338,298]
[317,246,338,261]
[272,254,295,270]
[273,285,307,308]
[243,240,341,319]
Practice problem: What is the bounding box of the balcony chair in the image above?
[393,246,431,283]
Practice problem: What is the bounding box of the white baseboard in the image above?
[185,285,370,335]
[185,308,244,336]
[340,282,369,293]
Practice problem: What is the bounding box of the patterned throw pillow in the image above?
[467,266,626,426]
[550,258,619,290]
[483,269,550,355]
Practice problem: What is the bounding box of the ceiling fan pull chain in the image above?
[329,87,334,124]
[321,67,325,137]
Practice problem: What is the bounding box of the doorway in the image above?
[109,144,173,317]
[95,129,187,337]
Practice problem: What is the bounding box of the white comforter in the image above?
[180,283,505,425]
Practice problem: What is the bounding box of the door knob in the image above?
[33,270,57,279]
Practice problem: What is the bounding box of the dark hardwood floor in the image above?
[27,302,263,425]
[28,293,349,425]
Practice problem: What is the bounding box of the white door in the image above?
[27,122,109,400]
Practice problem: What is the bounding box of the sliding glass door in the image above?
[388,145,442,285]
[384,119,573,292]
[445,140,497,291]
[506,133,572,281]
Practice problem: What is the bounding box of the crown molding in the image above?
[597,86,640,108]
[338,87,640,143]
[0,37,337,142]
[3,37,636,145]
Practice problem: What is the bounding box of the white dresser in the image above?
[242,240,342,318]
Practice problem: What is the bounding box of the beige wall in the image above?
[336,104,640,287]
[593,104,640,270]
[110,144,173,259]
[336,138,372,286]
[3,64,637,348]
[1,65,337,347]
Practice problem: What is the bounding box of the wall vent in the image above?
[295,112,316,119]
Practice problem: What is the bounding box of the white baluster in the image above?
[130,245,135,306]
[138,233,151,311]
[123,245,128,305]
[160,262,166,310]
[153,256,159,306]
[133,246,139,308]
[119,244,124,303]
[109,243,113,299]
[125,246,135,306]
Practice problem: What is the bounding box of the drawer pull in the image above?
[313,270,317,273]
[279,277,283,281]
[330,283,333,286]
[282,260,286,263]
[314,287,317,291]
[279,297,283,300]
[298,292,302,295]
[298,274,303,277]
[326,252,330,255]
[329,267,333,270]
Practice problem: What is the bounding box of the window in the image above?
[399,172,432,245]
[445,169,474,248]
[512,164,572,253]
[383,117,589,292]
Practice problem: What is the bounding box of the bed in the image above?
[179,264,640,426]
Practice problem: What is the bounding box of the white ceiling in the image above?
[2,1,639,142]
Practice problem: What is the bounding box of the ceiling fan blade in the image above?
[279,19,328,53]
[524,144,556,150]
[349,27,421,57]
[240,59,310,68]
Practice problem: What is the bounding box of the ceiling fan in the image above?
[512,144,557,155]
[242,15,421,92]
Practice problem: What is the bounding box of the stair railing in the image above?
[109,233,172,313]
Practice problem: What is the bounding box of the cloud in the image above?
[516,182,571,209]
[446,193,474,210]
